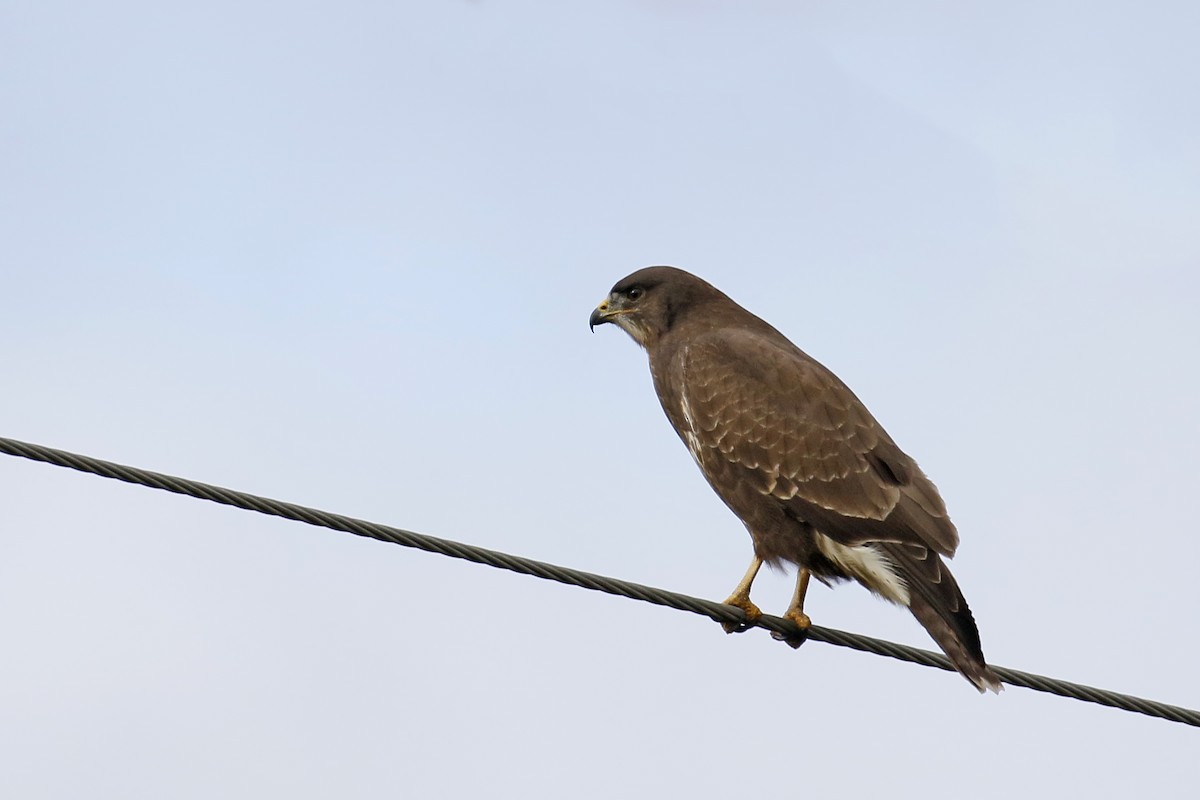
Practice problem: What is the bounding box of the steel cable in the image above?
[2,435,1197,728]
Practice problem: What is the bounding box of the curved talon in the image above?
[771,568,813,647]
[772,609,812,649]
[786,609,812,630]
[720,556,764,634]
[720,596,762,634]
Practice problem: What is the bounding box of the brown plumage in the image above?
[591,266,1001,692]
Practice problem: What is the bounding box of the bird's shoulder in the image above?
[666,324,875,435]
[658,324,957,552]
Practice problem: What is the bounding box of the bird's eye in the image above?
[627,287,645,301]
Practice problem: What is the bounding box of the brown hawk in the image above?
[590,266,1001,692]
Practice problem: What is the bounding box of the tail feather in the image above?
[880,543,1002,693]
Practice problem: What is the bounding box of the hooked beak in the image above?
[589,297,616,332]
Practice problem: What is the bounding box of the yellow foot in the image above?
[721,594,762,634]
[785,609,811,630]
[772,609,812,649]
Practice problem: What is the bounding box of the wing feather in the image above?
[672,328,958,555]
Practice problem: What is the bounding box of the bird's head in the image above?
[589,266,721,349]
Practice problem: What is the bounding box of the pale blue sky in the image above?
[2,2,1198,797]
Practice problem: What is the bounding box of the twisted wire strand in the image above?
[2,435,1197,728]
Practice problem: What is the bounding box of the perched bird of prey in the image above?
[590,266,1001,692]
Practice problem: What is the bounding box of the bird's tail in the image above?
[880,543,1003,693]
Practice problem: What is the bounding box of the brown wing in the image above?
[671,328,958,556]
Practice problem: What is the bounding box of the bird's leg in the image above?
[721,556,764,634]
[785,568,812,628]
[773,568,812,649]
